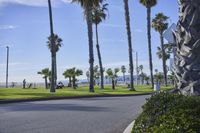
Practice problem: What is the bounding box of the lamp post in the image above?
[136,51,139,85]
[6,46,9,88]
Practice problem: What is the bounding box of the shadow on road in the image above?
[1,103,113,112]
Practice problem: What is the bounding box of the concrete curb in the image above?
[0,93,152,104]
[123,120,135,133]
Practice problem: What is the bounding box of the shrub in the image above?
[132,92,200,133]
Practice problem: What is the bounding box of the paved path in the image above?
[0,95,149,133]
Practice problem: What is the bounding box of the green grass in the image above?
[0,85,174,100]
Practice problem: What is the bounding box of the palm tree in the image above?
[152,13,169,86]
[173,0,200,95]
[123,0,135,91]
[121,65,126,83]
[106,68,120,90]
[86,71,90,82]
[37,68,51,89]
[156,44,172,64]
[63,68,83,89]
[63,69,73,87]
[144,75,150,85]
[93,65,99,85]
[48,0,56,93]
[138,65,143,73]
[72,68,83,89]
[92,1,108,90]
[47,34,63,87]
[154,72,164,84]
[140,72,146,85]
[72,0,103,92]
[139,0,157,89]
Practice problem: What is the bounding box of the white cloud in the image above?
[0,25,17,30]
[0,0,71,7]
[134,29,144,33]
[101,23,124,28]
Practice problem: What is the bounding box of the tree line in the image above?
[46,0,173,93]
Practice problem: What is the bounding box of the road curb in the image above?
[123,120,135,133]
[0,93,152,104]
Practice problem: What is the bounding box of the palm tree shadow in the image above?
[5,103,113,112]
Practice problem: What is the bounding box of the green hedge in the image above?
[132,92,200,133]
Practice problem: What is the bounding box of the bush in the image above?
[132,92,200,133]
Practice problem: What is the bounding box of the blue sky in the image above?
[0,0,178,83]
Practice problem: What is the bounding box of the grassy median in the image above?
[0,85,174,100]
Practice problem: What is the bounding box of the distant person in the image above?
[23,79,26,89]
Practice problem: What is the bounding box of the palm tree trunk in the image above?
[174,0,200,95]
[48,0,55,93]
[45,77,48,89]
[95,24,104,89]
[123,73,125,83]
[147,7,154,89]
[86,9,94,92]
[68,77,72,87]
[54,53,57,87]
[160,33,167,86]
[112,79,115,90]
[72,76,76,89]
[123,0,135,91]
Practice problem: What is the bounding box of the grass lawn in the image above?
[0,85,174,100]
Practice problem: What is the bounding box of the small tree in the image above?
[121,65,126,83]
[144,75,150,85]
[63,68,83,89]
[63,69,73,87]
[106,68,120,90]
[38,68,51,89]
[140,72,146,85]
[154,72,164,84]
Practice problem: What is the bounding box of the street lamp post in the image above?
[133,51,139,85]
[6,46,9,88]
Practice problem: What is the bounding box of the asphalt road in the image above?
[0,95,149,133]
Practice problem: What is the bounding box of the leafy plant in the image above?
[132,92,200,133]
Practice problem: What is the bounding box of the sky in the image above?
[0,0,179,83]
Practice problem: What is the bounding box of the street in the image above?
[0,95,149,133]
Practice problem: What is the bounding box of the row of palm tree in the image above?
[37,67,83,89]
[47,0,171,93]
[63,68,83,89]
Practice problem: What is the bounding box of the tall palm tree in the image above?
[121,65,126,83]
[139,0,157,89]
[123,0,135,91]
[173,0,200,95]
[92,1,108,90]
[47,34,63,87]
[48,0,56,93]
[37,68,51,89]
[72,0,103,92]
[152,13,169,86]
